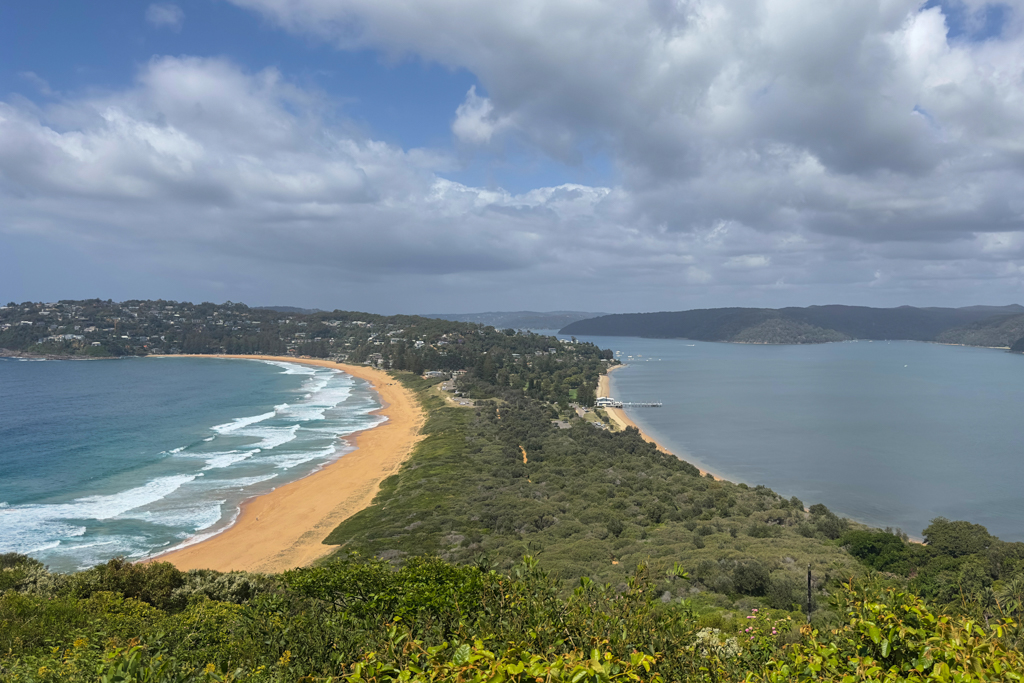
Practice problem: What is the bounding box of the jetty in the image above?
[595,397,662,408]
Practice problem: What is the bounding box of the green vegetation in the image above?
[0,302,610,409]
[561,304,1024,345]
[325,374,861,608]
[4,305,1024,680]
[5,551,1024,682]
[938,314,1024,348]
[425,311,602,330]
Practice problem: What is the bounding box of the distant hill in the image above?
[252,305,324,315]
[425,311,604,330]
[938,313,1024,348]
[560,304,1024,345]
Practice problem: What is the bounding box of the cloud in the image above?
[0,57,625,309]
[7,1,1024,310]
[146,3,184,31]
[214,0,1024,308]
[452,86,514,144]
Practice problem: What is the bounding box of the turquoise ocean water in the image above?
[551,334,1024,541]
[0,357,382,572]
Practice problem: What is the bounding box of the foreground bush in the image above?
[760,581,1024,682]
[4,554,1024,682]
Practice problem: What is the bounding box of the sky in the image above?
[1,0,1023,314]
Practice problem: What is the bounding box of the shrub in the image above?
[766,574,803,611]
[814,512,848,540]
[67,558,186,610]
[606,518,624,537]
[747,522,779,539]
[923,517,994,557]
[841,529,911,572]
[733,561,770,597]
[171,569,275,605]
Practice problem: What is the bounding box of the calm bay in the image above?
[568,335,1024,541]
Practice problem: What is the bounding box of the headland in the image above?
[152,355,424,573]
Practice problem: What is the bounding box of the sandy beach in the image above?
[599,365,721,480]
[152,355,424,573]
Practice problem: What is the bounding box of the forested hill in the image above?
[560,304,1024,345]
[425,310,603,330]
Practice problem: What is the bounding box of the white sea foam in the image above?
[278,385,354,422]
[211,410,276,434]
[0,474,197,554]
[70,540,118,550]
[29,540,61,552]
[248,425,301,450]
[200,449,260,470]
[272,443,338,470]
[137,501,224,531]
[151,505,244,557]
[209,473,278,489]
[76,475,198,520]
[258,360,318,375]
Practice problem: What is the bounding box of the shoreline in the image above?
[599,364,723,480]
[149,355,425,573]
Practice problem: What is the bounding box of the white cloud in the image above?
[452,86,514,144]
[8,0,1024,309]
[0,58,624,307]
[228,1,1024,240]
[146,3,184,31]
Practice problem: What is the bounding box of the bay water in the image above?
[561,335,1024,542]
[0,357,382,572]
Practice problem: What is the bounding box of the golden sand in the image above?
[152,356,424,573]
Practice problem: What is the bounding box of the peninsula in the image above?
[561,303,1024,346]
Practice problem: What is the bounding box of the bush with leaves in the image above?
[756,579,1024,682]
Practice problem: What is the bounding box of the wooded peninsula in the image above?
[561,304,1024,348]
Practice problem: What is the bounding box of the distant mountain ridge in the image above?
[560,305,1024,347]
[253,305,324,315]
[425,311,604,330]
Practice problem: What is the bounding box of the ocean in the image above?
[563,335,1024,542]
[0,356,383,572]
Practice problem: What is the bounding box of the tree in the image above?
[732,560,770,596]
[841,530,911,572]
[576,383,595,407]
[923,517,993,557]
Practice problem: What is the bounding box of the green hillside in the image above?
[937,313,1024,348]
[561,304,1024,345]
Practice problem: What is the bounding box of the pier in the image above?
[595,397,662,408]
